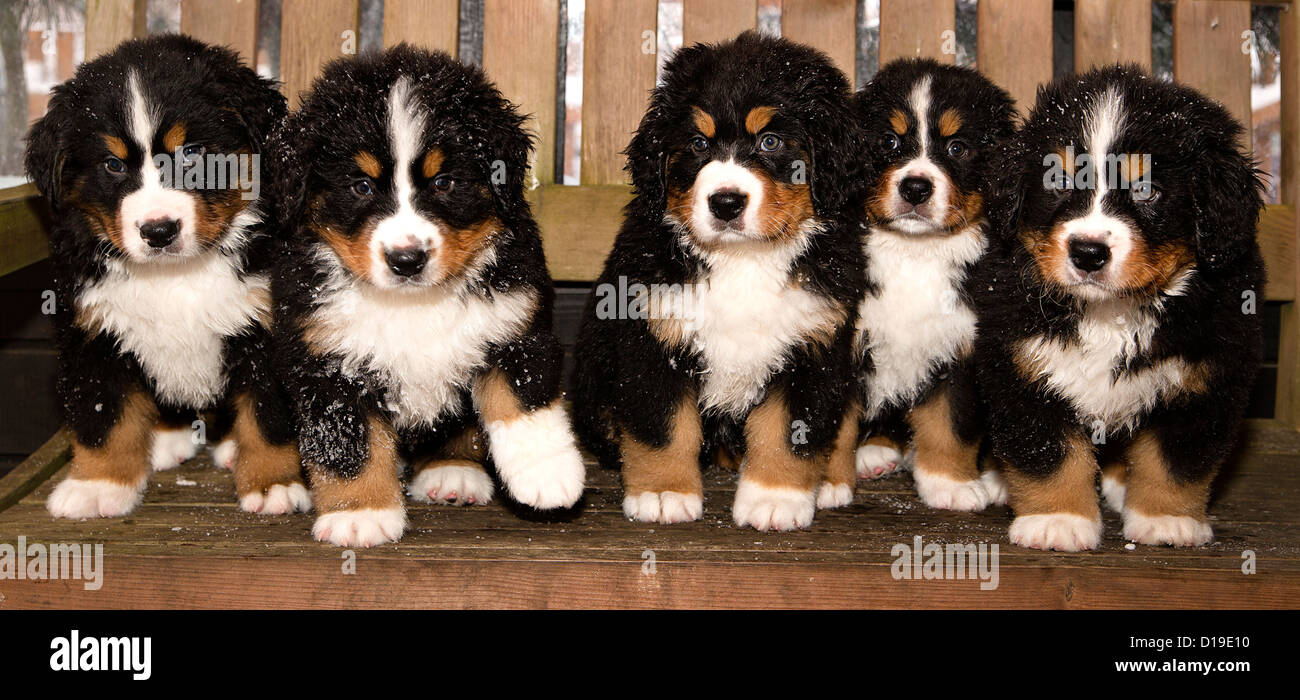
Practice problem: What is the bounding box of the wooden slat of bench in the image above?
[0,185,48,278]
[580,0,658,185]
[1173,0,1252,142]
[382,0,459,55]
[484,0,561,186]
[1262,204,1298,301]
[1276,3,1300,428]
[977,0,1054,114]
[180,0,260,61]
[85,0,146,60]
[682,0,757,46]
[878,0,956,65]
[1074,0,1153,71]
[531,183,629,281]
[782,0,859,88]
[279,0,361,106]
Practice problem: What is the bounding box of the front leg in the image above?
[998,431,1102,552]
[308,415,406,547]
[48,332,157,519]
[231,393,310,515]
[475,332,585,510]
[907,382,990,511]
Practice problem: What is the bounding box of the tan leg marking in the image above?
[68,391,157,486]
[621,395,703,497]
[309,417,403,514]
[907,387,979,482]
[1123,432,1211,520]
[825,402,860,488]
[742,391,820,491]
[1003,434,1100,519]
[232,394,304,499]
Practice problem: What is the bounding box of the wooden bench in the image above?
[0,0,1297,608]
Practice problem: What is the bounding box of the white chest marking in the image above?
[309,279,537,429]
[1017,300,1193,432]
[78,251,267,408]
[665,232,840,417]
[855,225,984,419]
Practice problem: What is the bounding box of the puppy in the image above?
[271,45,585,547]
[25,35,304,518]
[850,59,1016,511]
[975,65,1265,551]
[571,32,867,531]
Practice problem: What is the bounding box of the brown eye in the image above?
[758,133,783,152]
[1131,180,1161,204]
[690,135,709,153]
[882,132,900,151]
[104,157,126,174]
[352,179,374,196]
[946,139,969,159]
[432,175,454,193]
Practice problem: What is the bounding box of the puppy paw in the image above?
[210,439,238,470]
[815,482,853,510]
[855,444,904,480]
[913,468,992,511]
[409,464,494,506]
[239,482,312,515]
[1122,511,1212,547]
[484,405,586,510]
[733,480,815,531]
[623,491,703,524]
[150,428,198,471]
[47,478,144,519]
[979,469,1010,507]
[1101,473,1127,513]
[312,507,406,547]
[1009,513,1102,552]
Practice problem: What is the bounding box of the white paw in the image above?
[483,405,586,509]
[210,439,238,470]
[855,444,904,480]
[1008,513,1102,552]
[150,428,199,471]
[47,478,144,519]
[409,465,494,506]
[979,469,1009,506]
[623,491,703,524]
[240,482,312,515]
[312,507,406,547]
[733,480,815,531]
[913,468,992,511]
[1122,510,1212,547]
[816,482,853,510]
[1101,474,1126,513]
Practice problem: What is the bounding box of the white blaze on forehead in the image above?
[119,70,198,259]
[1084,86,1124,213]
[907,75,933,153]
[1056,85,1133,287]
[369,77,442,284]
[884,74,950,231]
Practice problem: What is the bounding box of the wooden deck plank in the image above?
[1,422,1297,608]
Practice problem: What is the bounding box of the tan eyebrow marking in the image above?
[162,122,187,153]
[421,147,444,179]
[1121,152,1151,183]
[889,109,908,135]
[102,134,127,159]
[691,107,716,138]
[354,151,382,178]
[938,108,962,138]
[745,106,778,135]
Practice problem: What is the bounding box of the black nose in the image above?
[139,219,179,248]
[899,177,933,205]
[1068,237,1111,273]
[707,190,748,222]
[385,247,428,277]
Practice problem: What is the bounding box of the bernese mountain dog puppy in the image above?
[975,65,1265,551]
[25,35,303,519]
[850,59,1016,511]
[270,45,585,547]
[571,32,867,531]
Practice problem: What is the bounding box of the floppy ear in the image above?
[206,45,288,152]
[1189,130,1265,270]
[624,106,671,220]
[474,95,534,228]
[266,111,313,232]
[802,68,859,216]
[24,94,70,209]
[983,139,1029,248]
